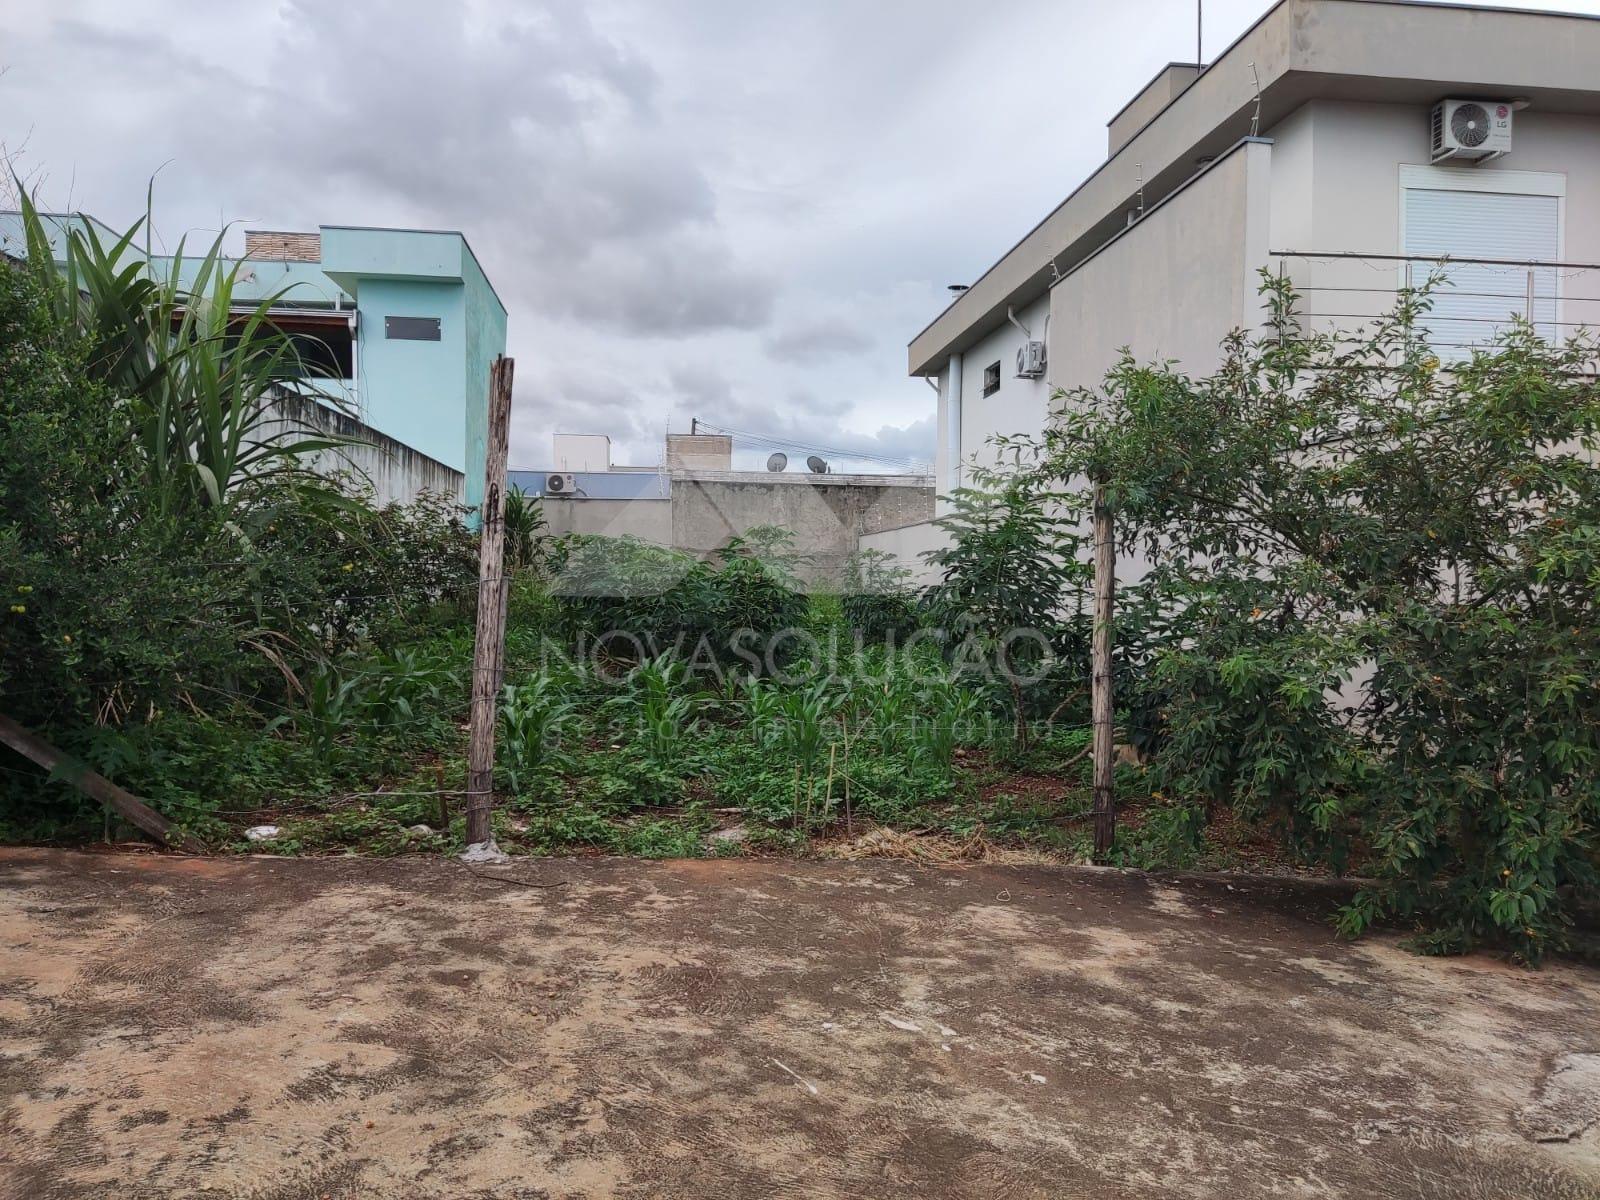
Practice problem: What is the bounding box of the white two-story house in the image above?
[867,0,1600,580]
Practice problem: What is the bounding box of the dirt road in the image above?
[1,848,1596,1198]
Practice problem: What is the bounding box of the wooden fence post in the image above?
[1091,480,1116,862]
[463,356,515,860]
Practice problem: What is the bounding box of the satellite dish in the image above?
[766,452,788,473]
[806,455,830,475]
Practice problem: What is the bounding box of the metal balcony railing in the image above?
[1270,251,1600,359]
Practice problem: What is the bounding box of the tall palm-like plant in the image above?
[18,186,349,518]
[504,486,548,572]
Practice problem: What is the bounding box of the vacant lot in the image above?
[1,848,1597,1199]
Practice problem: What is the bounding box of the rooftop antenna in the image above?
[1249,63,1263,136]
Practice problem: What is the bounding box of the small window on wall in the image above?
[982,361,1001,397]
[384,315,442,341]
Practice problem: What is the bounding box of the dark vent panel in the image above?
[384,316,441,341]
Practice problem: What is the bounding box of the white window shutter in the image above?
[1404,187,1559,354]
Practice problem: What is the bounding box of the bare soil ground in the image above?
[1,848,1597,1200]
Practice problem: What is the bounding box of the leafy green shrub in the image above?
[548,533,807,680]
[925,471,1090,748]
[616,816,709,859]
[1032,275,1600,960]
[1110,800,1207,871]
[839,549,922,643]
[243,489,475,658]
[574,745,686,810]
[0,202,479,837]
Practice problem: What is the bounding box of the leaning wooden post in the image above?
[462,355,515,861]
[0,714,206,853]
[1090,478,1116,862]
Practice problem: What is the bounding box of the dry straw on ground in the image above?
[816,824,1070,866]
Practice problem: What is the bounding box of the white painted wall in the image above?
[931,292,1053,496]
[1265,101,1600,320]
[1047,139,1273,401]
[552,433,612,473]
[857,520,951,589]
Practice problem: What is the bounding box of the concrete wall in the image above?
[672,476,934,585]
[260,391,464,507]
[459,240,507,517]
[540,497,673,543]
[352,277,468,476]
[1048,138,1272,400]
[1109,64,1202,157]
[534,472,934,586]
[930,292,1052,511]
[665,434,733,471]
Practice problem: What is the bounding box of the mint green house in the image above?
[1,213,508,513]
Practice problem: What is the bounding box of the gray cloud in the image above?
[765,319,873,365]
[23,0,1569,476]
[658,366,932,471]
[560,235,775,335]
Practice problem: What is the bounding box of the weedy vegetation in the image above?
[2,194,1595,965]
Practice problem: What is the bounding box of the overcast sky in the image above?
[6,0,1594,472]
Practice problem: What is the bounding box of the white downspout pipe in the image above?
[943,352,963,514]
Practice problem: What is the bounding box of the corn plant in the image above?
[301,647,463,753]
[607,654,697,764]
[500,676,577,794]
[912,676,988,773]
[862,667,924,756]
[749,679,839,774]
[303,666,361,754]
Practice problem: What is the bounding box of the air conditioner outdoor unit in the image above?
[1015,340,1047,379]
[545,472,578,495]
[1430,99,1513,164]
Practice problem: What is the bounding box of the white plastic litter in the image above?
[244,825,281,842]
[459,840,511,865]
[881,1016,922,1033]
[1025,1073,1047,1084]
[771,1058,819,1096]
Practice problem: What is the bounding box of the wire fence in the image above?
[1271,251,1600,359]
